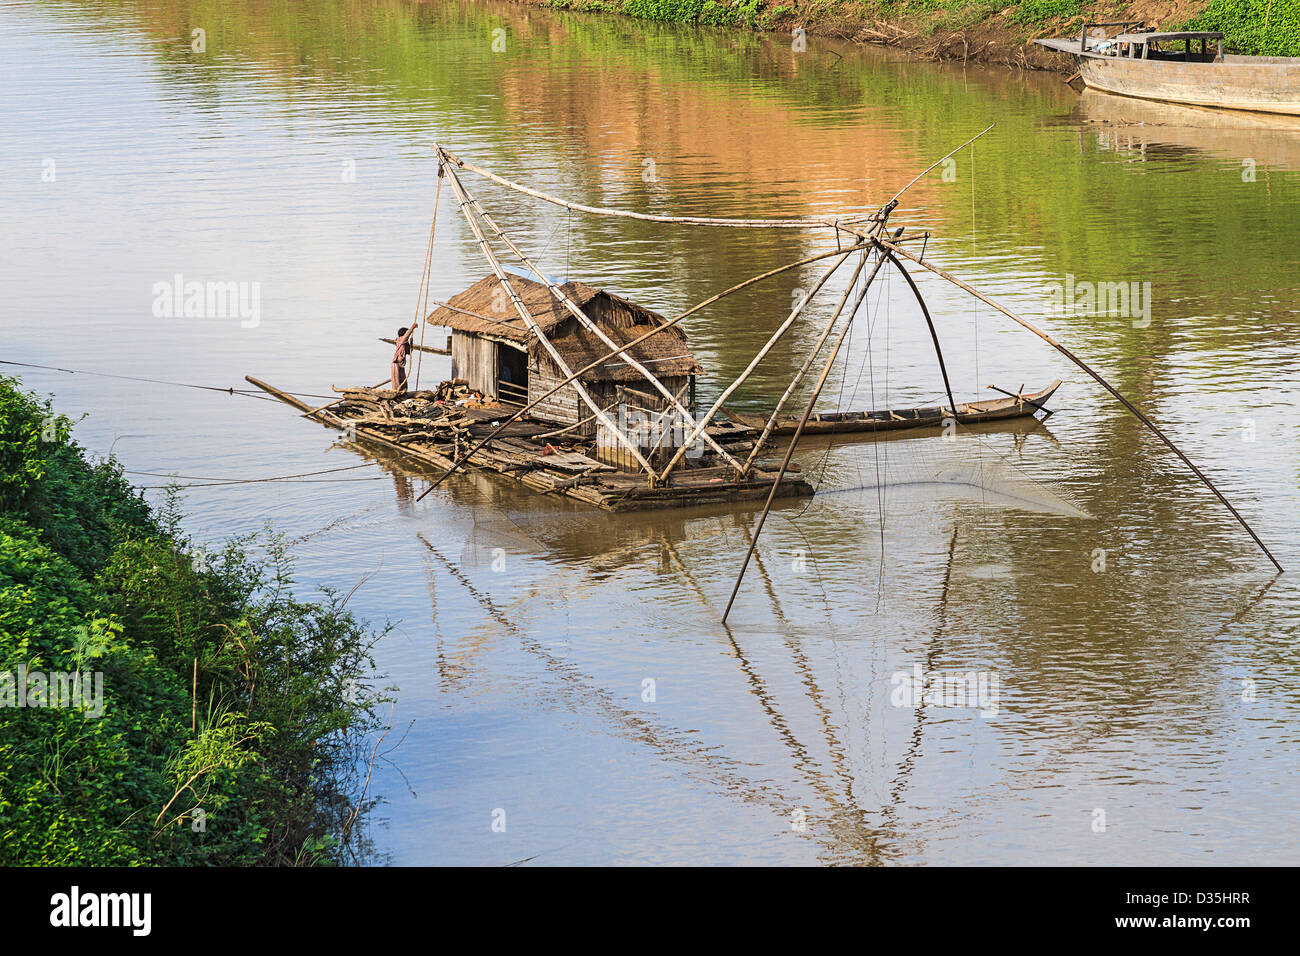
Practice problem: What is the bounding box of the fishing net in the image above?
[817,435,1093,521]
[770,253,1093,525]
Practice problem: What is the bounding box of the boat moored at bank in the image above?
[1037,21,1300,115]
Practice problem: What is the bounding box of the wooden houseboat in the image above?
[428,273,701,435]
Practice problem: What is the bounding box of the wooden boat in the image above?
[727,381,1061,437]
[1037,22,1300,115]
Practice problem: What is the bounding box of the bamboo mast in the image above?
[438,146,880,231]
[413,167,445,391]
[415,241,867,501]
[439,155,658,476]
[445,154,743,470]
[878,237,1283,574]
[722,266,873,623]
[739,246,889,476]
[655,248,858,483]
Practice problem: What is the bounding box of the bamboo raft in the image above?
[246,376,813,511]
[728,381,1061,437]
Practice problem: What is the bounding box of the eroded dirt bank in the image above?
[512,0,1212,71]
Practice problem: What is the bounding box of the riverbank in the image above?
[0,377,389,865]
[529,0,1297,69]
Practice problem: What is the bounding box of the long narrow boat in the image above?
[727,381,1061,437]
[1036,23,1300,115]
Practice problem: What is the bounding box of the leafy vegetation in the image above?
[538,0,1094,35]
[0,377,389,865]
[1183,0,1300,56]
[548,0,778,29]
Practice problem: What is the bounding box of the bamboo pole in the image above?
[878,237,1283,574]
[723,267,872,623]
[658,227,884,482]
[414,168,444,391]
[886,124,995,207]
[427,300,526,331]
[436,124,990,244]
[414,241,867,501]
[440,157,658,475]
[438,145,880,230]
[452,166,743,470]
[883,249,958,416]
[380,337,449,356]
[740,247,887,476]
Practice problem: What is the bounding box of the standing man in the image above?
[391,320,418,392]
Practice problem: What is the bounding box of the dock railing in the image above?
[1079,20,1145,54]
[496,378,528,407]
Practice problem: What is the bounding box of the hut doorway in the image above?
[497,346,528,406]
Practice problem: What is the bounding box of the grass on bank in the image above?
[0,376,390,865]
[542,0,1086,32]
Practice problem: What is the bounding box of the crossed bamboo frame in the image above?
[409,133,1280,622]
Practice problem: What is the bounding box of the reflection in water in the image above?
[1078,88,1300,171]
[4,0,1299,864]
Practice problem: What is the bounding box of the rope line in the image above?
[0,359,336,401]
[138,476,390,490]
[126,463,375,482]
[414,171,444,391]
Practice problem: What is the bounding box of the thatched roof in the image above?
[546,321,702,382]
[426,274,600,341]
[427,274,703,380]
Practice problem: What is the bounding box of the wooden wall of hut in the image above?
[527,349,697,448]
[451,331,500,399]
[527,358,585,429]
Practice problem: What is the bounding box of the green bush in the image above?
[0,377,389,865]
[623,0,707,22]
[544,0,768,27]
[700,0,740,25]
[1184,0,1300,56]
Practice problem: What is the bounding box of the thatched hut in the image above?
[425,274,702,437]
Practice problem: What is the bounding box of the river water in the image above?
[3,0,1299,865]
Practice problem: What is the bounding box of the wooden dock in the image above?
[247,376,813,511]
